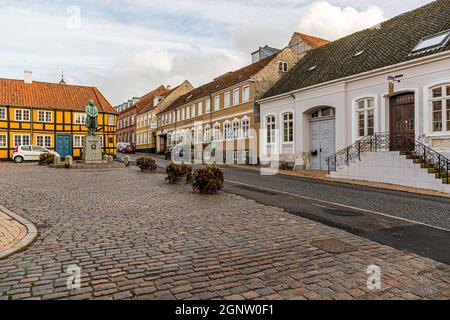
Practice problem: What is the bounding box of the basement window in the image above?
[410,30,450,55]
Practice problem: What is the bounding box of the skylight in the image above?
[411,30,450,55]
[308,66,317,71]
[354,50,364,57]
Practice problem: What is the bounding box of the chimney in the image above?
[167,85,171,90]
[24,70,32,84]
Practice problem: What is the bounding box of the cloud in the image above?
[297,1,386,40]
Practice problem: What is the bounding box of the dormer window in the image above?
[278,61,289,72]
[410,29,450,55]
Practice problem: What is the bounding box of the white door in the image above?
[310,119,335,171]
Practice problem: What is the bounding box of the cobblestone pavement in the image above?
[0,210,27,254]
[0,163,449,300]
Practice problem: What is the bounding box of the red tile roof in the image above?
[134,85,168,115]
[0,78,116,114]
[295,32,330,48]
[164,55,277,112]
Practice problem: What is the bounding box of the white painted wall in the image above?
[259,54,450,169]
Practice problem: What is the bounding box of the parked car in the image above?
[13,145,60,163]
[117,142,128,153]
[123,145,136,154]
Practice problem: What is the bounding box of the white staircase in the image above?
[330,151,450,194]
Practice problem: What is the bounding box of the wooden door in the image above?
[389,93,415,151]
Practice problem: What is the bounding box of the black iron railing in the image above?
[326,133,450,184]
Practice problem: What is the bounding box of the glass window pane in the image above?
[433,87,442,98]
[447,86,450,97]
[433,101,443,132]
[358,112,365,136]
[358,101,365,110]
[447,99,450,131]
[367,110,374,135]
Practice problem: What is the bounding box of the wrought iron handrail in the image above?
[326,133,450,184]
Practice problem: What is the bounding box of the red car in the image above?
[123,145,136,154]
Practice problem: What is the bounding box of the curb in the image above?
[0,205,38,260]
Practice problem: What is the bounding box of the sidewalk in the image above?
[0,206,37,259]
[225,164,450,199]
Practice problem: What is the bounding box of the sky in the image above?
[0,0,434,105]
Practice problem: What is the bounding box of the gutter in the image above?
[257,50,450,104]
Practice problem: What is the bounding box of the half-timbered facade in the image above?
[0,76,116,160]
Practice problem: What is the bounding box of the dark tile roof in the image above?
[0,78,116,114]
[263,0,450,99]
[164,55,277,113]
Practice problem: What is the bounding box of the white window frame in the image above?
[198,103,203,116]
[74,113,86,125]
[14,134,30,147]
[232,120,240,139]
[38,111,53,123]
[355,98,375,138]
[214,96,220,111]
[0,107,6,120]
[0,134,7,147]
[224,92,231,108]
[191,105,196,118]
[204,125,211,143]
[15,109,30,122]
[278,61,289,72]
[214,123,221,141]
[266,115,276,144]
[36,135,52,148]
[205,100,211,114]
[243,86,250,103]
[73,135,85,148]
[233,89,240,106]
[242,117,250,138]
[429,84,450,133]
[282,112,294,143]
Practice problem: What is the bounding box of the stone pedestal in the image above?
[83,136,103,163]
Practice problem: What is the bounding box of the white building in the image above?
[258,0,450,193]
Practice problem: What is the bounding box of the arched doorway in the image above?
[308,107,336,171]
[389,92,415,151]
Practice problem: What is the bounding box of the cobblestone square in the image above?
[0,163,449,300]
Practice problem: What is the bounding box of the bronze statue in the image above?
[85,99,99,136]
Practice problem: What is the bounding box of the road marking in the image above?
[225,179,450,233]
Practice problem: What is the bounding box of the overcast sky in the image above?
[0,0,434,105]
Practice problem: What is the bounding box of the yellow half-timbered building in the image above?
[0,76,117,160]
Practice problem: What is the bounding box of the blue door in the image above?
[56,134,72,157]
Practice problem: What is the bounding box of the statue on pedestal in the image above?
[85,99,99,136]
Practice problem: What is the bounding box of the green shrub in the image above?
[137,157,157,171]
[39,153,54,165]
[166,162,192,184]
[192,166,224,194]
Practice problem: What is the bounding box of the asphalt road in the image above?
[123,154,450,264]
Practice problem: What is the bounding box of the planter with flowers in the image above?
[166,163,193,184]
[136,156,158,172]
[192,166,224,194]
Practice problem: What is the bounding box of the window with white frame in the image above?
[198,103,203,116]
[282,112,294,143]
[233,89,240,106]
[214,124,221,141]
[196,127,203,143]
[430,84,450,132]
[176,110,180,121]
[356,98,375,137]
[278,61,289,72]
[73,135,84,147]
[243,86,250,102]
[205,100,211,113]
[14,134,30,147]
[224,92,231,108]
[37,135,52,148]
[0,134,7,147]
[186,107,190,119]
[181,108,185,121]
[132,115,135,125]
[224,122,232,140]
[233,121,240,139]
[191,105,196,118]
[266,116,276,144]
[15,109,30,122]
[233,151,239,161]
[205,126,211,142]
[0,107,6,120]
[74,113,86,125]
[214,96,220,111]
[242,118,250,138]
